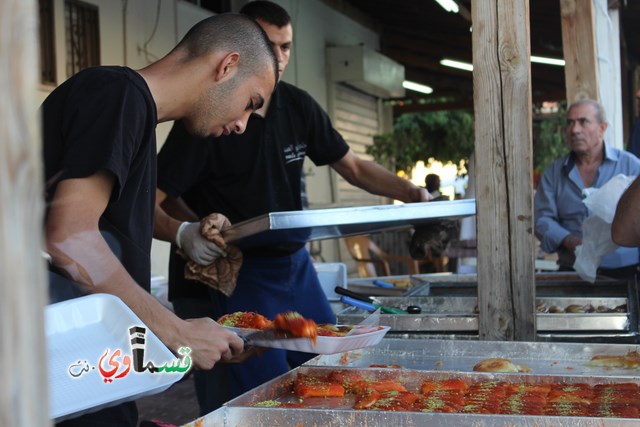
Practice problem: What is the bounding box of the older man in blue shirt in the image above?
[534,99,640,278]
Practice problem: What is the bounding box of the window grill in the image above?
[39,0,56,85]
[65,0,100,78]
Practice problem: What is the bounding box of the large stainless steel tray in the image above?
[337,296,631,331]
[188,406,640,427]
[307,338,640,377]
[187,365,640,426]
[221,199,475,247]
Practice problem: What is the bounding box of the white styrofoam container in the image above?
[46,294,183,421]
[314,262,347,301]
[228,325,390,354]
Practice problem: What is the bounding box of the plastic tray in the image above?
[46,294,183,421]
[227,325,390,354]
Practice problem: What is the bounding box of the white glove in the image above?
[176,222,227,265]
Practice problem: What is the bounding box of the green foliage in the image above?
[532,105,569,173]
[367,106,568,175]
[367,110,475,173]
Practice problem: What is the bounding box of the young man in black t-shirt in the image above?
[43,13,277,426]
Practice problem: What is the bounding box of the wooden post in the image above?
[0,0,50,425]
[472,0,536,341]
[560,0,599,102]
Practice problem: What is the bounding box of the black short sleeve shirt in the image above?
[157,81,350,299]
[158,81,349,223]
[42,66,157,290]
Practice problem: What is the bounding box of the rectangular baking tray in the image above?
[187,406,640,427]
[221,199,475,247]
[46,294,183,421]
[307,337,640,377]
[187,365,640,426]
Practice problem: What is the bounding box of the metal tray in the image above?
[307,338,640,377]
[188,365,640,426]
[336,296,631,332]
[221,199,475,247]
[187,406,640,427]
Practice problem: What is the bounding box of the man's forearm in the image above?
[153,190,198,243]
[332,152,429,202]
[153,204,182,243]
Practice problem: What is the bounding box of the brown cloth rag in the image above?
[178,213,243,297]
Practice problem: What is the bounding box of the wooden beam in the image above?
[472,0,536,341]
[0,0,49,425]
[560,0,599,102]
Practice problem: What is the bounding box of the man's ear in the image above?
[214,51,240,81]
[600,121,609,134]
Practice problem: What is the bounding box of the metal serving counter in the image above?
[337,296,631,332]
[339,273,640,343]
[221,199,475,247]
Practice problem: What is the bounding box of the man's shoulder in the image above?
[59,66,147,99]
[607,143,640,162]
[618,148,640,168]
[70,66,136,84]
[277,81,314,103]
[601,143,640,175]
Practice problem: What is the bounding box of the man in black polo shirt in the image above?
[43,13,277,426]
[155,1,431,414]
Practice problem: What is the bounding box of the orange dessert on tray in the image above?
[273,311,318,343]
[217,311,272,330]
[293,373,345,398]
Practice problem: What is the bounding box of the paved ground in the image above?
[136,374,201,426]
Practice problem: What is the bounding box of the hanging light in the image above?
[435,0,459,13]
[403,80,434,95]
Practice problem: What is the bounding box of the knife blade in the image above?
[239,328,294,346]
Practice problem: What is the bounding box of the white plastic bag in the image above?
[573,174,635,282]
